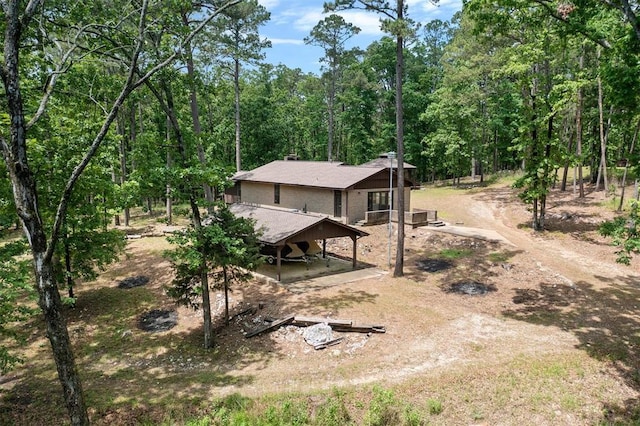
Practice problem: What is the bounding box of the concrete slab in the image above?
[253,255,385,293]
[425,224,514,245]
[280,267,387,294]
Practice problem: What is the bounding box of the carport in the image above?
[229,203,369,281]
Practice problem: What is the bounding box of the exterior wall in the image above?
[280,185,334,216]
[347,189,368,224]
[240,182,274,206]
[240,182,335,217]
[239,182,411,225]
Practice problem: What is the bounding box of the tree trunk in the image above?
[539,114,554,230]
[576,51,585,198]
[1,5,89,422]
[64,226,74,300]
[493,129,498,173]
[36,256,89,425]
[195,207,213,349]
[530,67,540,230]
[224,267,230,325]
[618,118,640,211]
[234,57,242,172]
[596,48,609,192]
[560,119,574,192]
[165,117,173,224]
[154,77,214,348]
[328,68,336,161]
[393,0,405,278]
[119,117,130,227]
[181,20,215,210]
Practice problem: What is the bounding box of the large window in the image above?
[274,184,280,204]
[367,191,390,211]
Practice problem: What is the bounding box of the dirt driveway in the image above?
[189,182,640,423]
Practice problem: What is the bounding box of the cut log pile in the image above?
[244,314,386,339]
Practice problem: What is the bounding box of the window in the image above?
[334,190,342,217]
[367,191,390,211]
[274,184,280,204]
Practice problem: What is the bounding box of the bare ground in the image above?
[2,181,640,425]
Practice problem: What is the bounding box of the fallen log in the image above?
[332,324,386,333]
[245,315,295,338]
[292,316,352,327]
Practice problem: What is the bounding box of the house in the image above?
[226,159,412,225]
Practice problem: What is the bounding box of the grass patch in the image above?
[487,251,511,262]
[426,398,443,415]
[439,248,473,259]
[172,386,434,426]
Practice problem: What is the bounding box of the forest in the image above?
[2,0,640,424]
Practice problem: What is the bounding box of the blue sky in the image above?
[256,0,462,75]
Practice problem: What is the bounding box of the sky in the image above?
[256,0,463,75]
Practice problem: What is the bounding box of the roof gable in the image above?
[360,158,417,169]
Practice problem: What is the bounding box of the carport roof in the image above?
[229,203,368,246]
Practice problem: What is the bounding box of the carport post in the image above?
[351,236,357,269]
[276,245,282,281]
[322,239,327,258]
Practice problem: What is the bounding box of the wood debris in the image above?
[244,315,295,338]
[314,337,344,350]
[245,315,385,338]
[292,316,352,328]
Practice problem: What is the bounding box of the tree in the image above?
[600,201,640,264]
[0,240,35,373]
[305,14,361,161]
[0,1,242,423]
[206,0,271,171]
[325,0,412,277]
[166,203,262,330]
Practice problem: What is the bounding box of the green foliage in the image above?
[58,228,126,284]
[165,203,263,309]
[265,399,309,425]
[364,386,401,426]
[314,390,352,426]
[426,398,443,415]
[599,201,640,264]
[0,240,36,373]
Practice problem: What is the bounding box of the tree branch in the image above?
[530,0,612,49]
[46,0,244,258]
[46,0,151,260]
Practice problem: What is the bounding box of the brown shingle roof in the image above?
[360,158,417,169]
[228,203,367,245]
[233,160,385,190]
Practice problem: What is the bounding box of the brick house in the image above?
[226,159,412,225]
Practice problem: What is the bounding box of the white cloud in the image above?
[268,37,305,46]
[257,0,280,9]
[290,9,325,32]
[287,9,383,36]
[337,10,383,36]
[408,0,463,20]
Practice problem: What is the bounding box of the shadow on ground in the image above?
[0,276,294,425]
[503,273,640,423]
